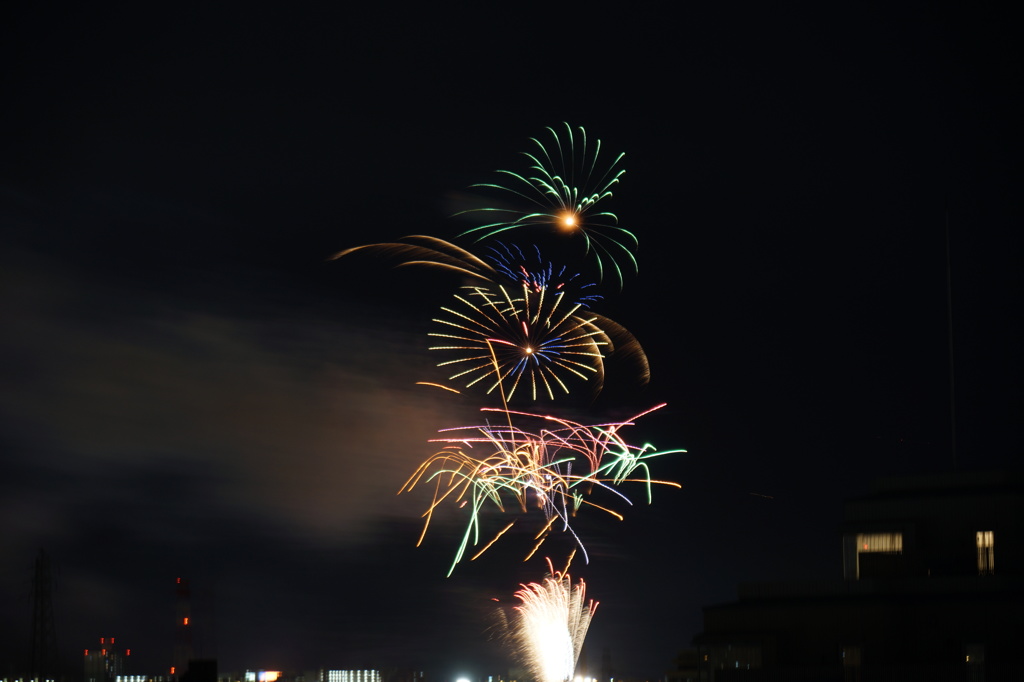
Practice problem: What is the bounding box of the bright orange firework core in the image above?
[560,212,579,230]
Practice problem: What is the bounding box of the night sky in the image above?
[2,3,1020,680]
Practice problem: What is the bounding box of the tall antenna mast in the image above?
[30,549,59,682]
[945,204,957,470]
[171,577,193,677]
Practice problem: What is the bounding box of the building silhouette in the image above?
[694,471,1024,680]
[84,638,129,682]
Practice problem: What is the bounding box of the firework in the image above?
[331,237,650,389]
[332,236,601,305]
[333,127,679,580]
[504,568,597,682]
[457,123,637,289]
[400,405,684,575]
[429,283,611,401]
[485,242,602,307]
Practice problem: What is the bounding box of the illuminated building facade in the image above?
[307,671,381,682]
[695,471,1024,680]
[327,672,380,682]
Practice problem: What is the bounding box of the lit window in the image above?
[852,532,903,579]
[857,532,902,553]
[976,531,994,574]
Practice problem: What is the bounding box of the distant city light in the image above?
[246,672,283,682]
[325,671,381,682]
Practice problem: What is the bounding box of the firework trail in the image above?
[330,235,498,282]
[400,404,684,575]
[502,565,597,682]
[457,123,636,289]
